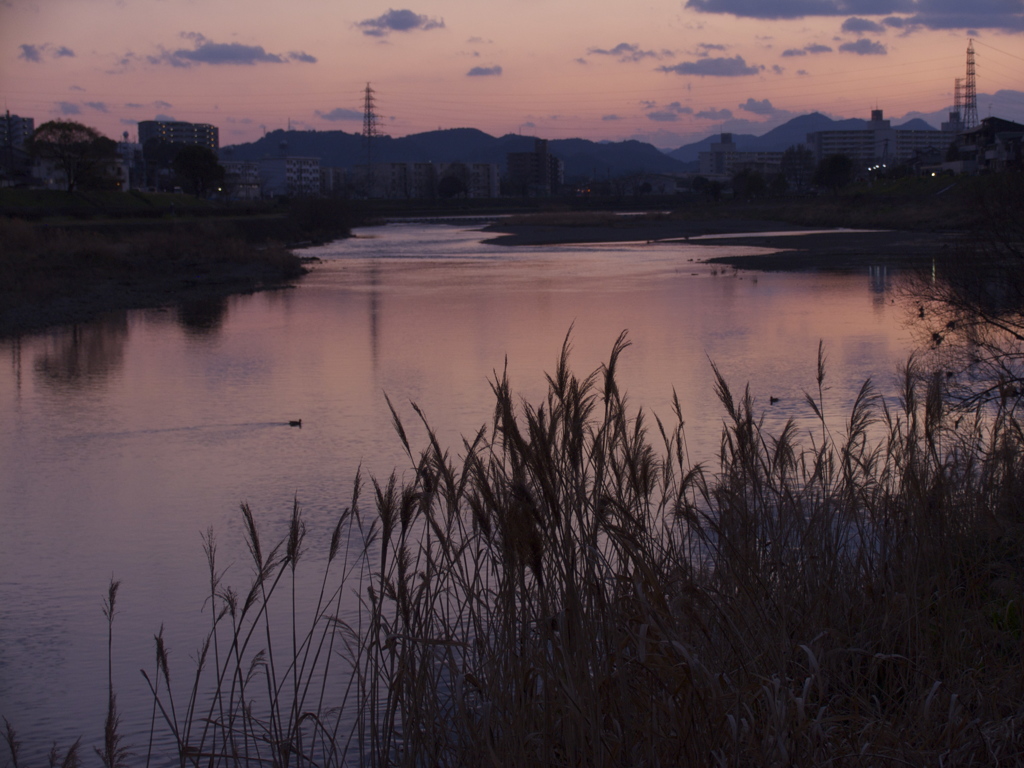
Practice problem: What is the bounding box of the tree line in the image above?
[25,119,223,195]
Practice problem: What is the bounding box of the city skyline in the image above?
[2,0,1022,149]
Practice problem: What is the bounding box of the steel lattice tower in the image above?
[964,40,978,130]
[362,83,378,165]
[362,83,378,195]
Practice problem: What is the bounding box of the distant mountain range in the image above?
[665,112,940,163]
[221,112,942,181]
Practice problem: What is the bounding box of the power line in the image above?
[972,38,1024,63]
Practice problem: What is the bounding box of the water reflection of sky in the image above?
[0,223,912,763]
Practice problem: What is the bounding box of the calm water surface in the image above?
[0,222,912,759]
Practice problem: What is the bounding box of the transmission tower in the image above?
[963,40,978,130]
[362,83,378,195]
[362,83,378,164]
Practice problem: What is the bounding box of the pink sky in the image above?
[2,0,1022,148]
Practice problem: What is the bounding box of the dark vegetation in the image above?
[27,120,119,193]
[900,171,1024,408]
[0,192,353,337]
[6,333,1024,767]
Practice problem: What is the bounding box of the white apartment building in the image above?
[698,134,782,177]
[807,110,945,166]
[259,156,321,197]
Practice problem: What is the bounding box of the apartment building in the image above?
[698,133,783,177]
[806,110,943,166]
[221,160,261,199]
[138,120,219,151]
[259,156,321,196]
[507,138,563,196]
[1,112,35,149]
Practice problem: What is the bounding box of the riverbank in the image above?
[0,193,355,338]
[481,175,1011,270]
[483,217,952,271]
[0,217,311,338]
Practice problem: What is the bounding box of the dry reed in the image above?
[6,333,1024,767]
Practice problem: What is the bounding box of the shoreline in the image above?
[2,215,957,339]
[0,258,310,339]
[482,219,954,272]
[0,218,313,339]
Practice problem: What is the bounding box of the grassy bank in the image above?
[11,336,1022,767]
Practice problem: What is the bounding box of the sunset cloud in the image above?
[839,37,887,54]
[739,97,776,115]
[685,0,1024,32]
[467,65,502,76]
[645,101,694,121]
[18,43,75,62]
[146,34,317,67]
[695,107,733,119]
[588,43,664,62]
[316,107,363,121]
[783,42,835,55]
[658,55,761,76]
[842,16,886,33]
[356,9,445,37]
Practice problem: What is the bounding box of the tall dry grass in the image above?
[6,334,1023,767]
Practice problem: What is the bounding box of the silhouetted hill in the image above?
[221,128,692,181]
[666,112,940,163]
[221,111,943,180]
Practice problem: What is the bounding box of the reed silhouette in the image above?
[7,333,1024,767]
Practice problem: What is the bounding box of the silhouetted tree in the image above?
[813,154,854,195]
[437,174,467,199]
[901,172,1024,407]
[29,120,117,192]
[692,175,722,202]
[438,163,469,199]
[172,145,224,197]
[731,168,766,200]
[768,173,789,196]
[780,145,816,191]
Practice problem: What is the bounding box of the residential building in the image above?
[467,163,500,198]
[698,134,783,177]
[941,109,964,134]
[621,173,685,196]
[259,156,321,197]
[115,135,144,191]
[1,112,35,150]
[507,138,563,196]
[952,116,1024,174]
[367,162,437,199]
[320,166,350,197]
[138,120,219,151]
[1,112,35,186]
[221,160,261,199]
[806,109,944,167]
[358,161,498,199]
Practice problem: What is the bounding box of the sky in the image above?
[2,0,1022,149]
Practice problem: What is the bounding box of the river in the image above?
[0,221,913,762]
